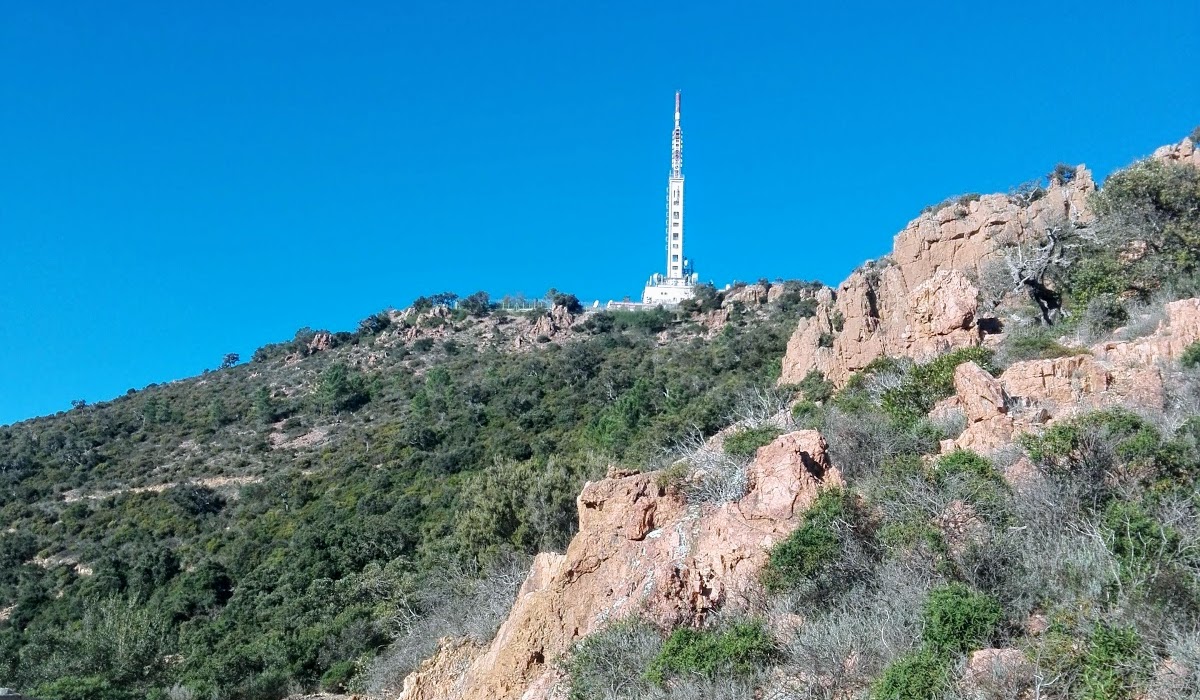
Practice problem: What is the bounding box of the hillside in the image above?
[3,133,1200,700]
[0,283,818,699]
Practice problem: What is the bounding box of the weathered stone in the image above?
[781,172,1097,387]
[398,431,842,700]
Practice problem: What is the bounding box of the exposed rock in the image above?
[308,331,335,354]
[945,298,1200,454]
[725,283,770,306]
[398,431,842,700]
[956,361,1007,422]
[530,304,576,340]
[781,172,1097,387]
[1152,137,1200,169]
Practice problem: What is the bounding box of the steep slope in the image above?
[391,133,1200,700]
[0,288,815,699]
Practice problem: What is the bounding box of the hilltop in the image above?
[2,133,1200,700]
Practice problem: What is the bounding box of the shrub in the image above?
[870,648,949,700]
[459,291,491,316]
[357,310,392,336]
[644,619,776,685]
[320,660,356,692]
[35,676,138,700]
[763,488,872,595]
[1078,623,1148,700]
[932,450,1008,516]
[921,583,1003,655]
[1082,293,1130,335]
[1102,501,1180,574]
[818,332,834,348]
[722,425,782,458]
[791,400,822,428]
[549,290,584,314]
[1181,341,1200,368]
[879,348,995,424]
[1020,408,1194,495]
[411,337,435,352]
[566,617,661,700]
[1050,162,1077,185]
[1000,326,1083,362]
[797,370,834,403]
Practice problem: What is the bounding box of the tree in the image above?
[547,288,584,314]
[315,363,370,413]
[429,291,459,308]
[357,310,392,336]
[253,386,278,423]
[220,353,240,369]
[460,291,491,316]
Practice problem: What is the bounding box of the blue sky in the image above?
[1,1,1197,425]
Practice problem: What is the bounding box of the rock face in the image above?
[948,299,1200,453]
[1153,137,1200,169]
[781,172,1097,386]
[398,431,842,700]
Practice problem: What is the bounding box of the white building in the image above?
[642,91,698,306]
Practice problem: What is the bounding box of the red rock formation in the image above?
[781,173,1097,386]
[398,431,842,700]
[947,299,1200,454]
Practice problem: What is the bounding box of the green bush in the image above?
[1082,293,1130,334]
[870,649,950,700]
[763,488,868,592]
[1021,408,1197,493]
[319,660,357,692]
[34,677,138,700]
[567,617,661,699]
[315,363,370,413]
[1181,341,1200,368]
[723,426,782,458]
[880,348,995,424]
[1002,327,1084,362]
[790,400,822,428]
[932,450,1008,517]
[797,370,834,403]
[1102,501,1181,573]
[644,620,776,685]
[921,583,1003,655]
[1078,623,1148,700]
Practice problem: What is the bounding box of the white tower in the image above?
[642,91,697,306]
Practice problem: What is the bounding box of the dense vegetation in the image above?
[0,287,807,699]
[569,349,1200,699]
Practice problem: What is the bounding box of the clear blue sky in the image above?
[1,1,1197,425]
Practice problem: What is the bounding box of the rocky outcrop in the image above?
[947,299,1200,454]
[781,172,1097,386]
[725,283,771,306]
[398,431,842,700]
[1153,137,1200,169]
[530,304,576,339]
